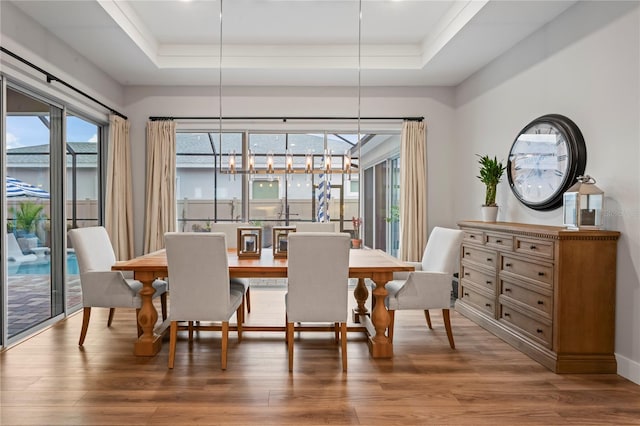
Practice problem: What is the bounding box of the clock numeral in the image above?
[557,154,567,161]
[554,169,564,177]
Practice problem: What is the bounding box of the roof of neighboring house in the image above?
[7,143,97,166]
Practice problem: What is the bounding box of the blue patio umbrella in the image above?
[6,176,50,199]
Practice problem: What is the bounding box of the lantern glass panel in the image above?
[580,193,603,227]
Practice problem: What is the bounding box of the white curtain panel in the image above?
[399,120,428,262]
[143,120,177,253]
[105,114,134,260]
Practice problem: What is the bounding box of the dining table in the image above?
[112,247,414,359]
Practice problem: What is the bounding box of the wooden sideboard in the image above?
[455,221,620,373]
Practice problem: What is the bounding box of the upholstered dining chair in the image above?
[294,222,337,232]
[210,222,251,318]
[165,232,244,370]
[286,232,350,372]
[68,226,168,346]
[382,227,464,348]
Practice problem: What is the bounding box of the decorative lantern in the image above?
[272,226,295,258]
[237,226,262,258]
[563,175,604,230]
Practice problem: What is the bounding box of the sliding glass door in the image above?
[4,86,59,339]
[1,84,104,345]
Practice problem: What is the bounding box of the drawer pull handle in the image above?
[530,245,537,250]
[464,292,469,297]
[536,329,543,334]
[496,239,502,243]
[464,272,470,276]
[486,258,493,262]
[486,280,492,284]
[485,303,491,307]
[537,300,544,305]
[504,288,511,292]
[470,235,476,239]
[504,312,510,317]
[538,272,545,276]
[465,252,471,256]
[505,263,512,267]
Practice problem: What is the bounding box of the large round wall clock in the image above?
[507,114,587,211]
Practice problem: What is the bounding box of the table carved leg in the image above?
[352,278,369,323]
[133,271,162,356]
[361,272,393,358]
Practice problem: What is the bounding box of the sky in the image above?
[6,115,98,149]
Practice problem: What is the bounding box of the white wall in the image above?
[454,1,640,383]
[123,85,457,256]
[0,1,124,118]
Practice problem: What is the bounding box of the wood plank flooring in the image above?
[2,289,640,425]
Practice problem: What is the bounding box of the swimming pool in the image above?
[8,253,79,275]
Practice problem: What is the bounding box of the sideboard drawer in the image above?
[501,255,553,286]
[515,237,554,260]
[485,232,513,251]
[462,245,498,269]
[460,285,495,317]
[500,305,552,349]
[501,280,553,317]
[463,230,484,244]
[461,263,496,292]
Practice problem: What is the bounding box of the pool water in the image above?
[9,254,79,275]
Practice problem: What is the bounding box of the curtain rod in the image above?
[149,116,424,122]
[0,46,128,120]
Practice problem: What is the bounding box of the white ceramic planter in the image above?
[481,206,498,222]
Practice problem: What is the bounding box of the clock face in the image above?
[507,114,587,211]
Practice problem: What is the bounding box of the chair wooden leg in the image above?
[221,321,229,370]
[424,309,433,329]
[136,309,143,337]
[236,306,243,341]
[334,322,340,343]
[287,322,294,372]
[285,313,288,344]
[443,309,455,349]
[188,321,194,341]
[168,321,178,369]
[341,322,347,372]
[246,287,251,313]
[79,307,91,346]
[388,310,395,343]
[107,308,115,327]
[161,293,168,321]
[240,296,246,323]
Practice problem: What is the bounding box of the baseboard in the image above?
[616,353,640,385]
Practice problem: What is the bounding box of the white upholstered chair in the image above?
[165,232,244,370]
[383,227,463,347]
[286,232,350,372]
[294,222,337,232]
[68,226,168,346]
[210,222,251,317]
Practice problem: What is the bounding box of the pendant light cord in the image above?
[219,0,223,151]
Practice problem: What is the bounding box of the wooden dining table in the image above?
[112,248,413,359]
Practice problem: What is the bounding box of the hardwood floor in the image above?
[2,289,640,425]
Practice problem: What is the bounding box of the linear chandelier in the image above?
[224,149,356,176]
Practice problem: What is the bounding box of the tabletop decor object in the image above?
[563,175,604,230]
[272,226,295,258]
[477,154,506,222]
[237,226,262,258]
[351,217,362,248]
